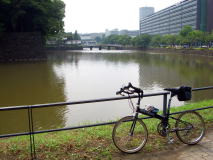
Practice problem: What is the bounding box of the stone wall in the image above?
[0,32,46,61]
[144,48,213,56]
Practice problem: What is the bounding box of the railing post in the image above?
[28,106,36,160]
[163,94,167,116]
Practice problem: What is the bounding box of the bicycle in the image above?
[112,83,205,153]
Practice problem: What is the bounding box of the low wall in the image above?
[45,45,83,51]
[144,48,213,56]
[0,32,46,62]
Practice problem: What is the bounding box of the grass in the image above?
[191,47,213,51]
[0,99,212,159]
[193,47,206,50]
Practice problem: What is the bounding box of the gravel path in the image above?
[113,127,213,160]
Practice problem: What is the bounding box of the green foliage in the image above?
[118,35,132,45]
[133,34,151,48]
[207,31,213,43]
[95,36,102,43]
[104,35,118,44]
[66,32,73,40]
[179,25,193,37]
[0,0,65,39]
[211,30,213,40]
[151,35,162,47]
[162,34,179,46]
[103,34,132,46]
[101,25,212,49]
[73,30,81,40]
[155,25,213,48]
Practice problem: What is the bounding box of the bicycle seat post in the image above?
[166,93,173,117]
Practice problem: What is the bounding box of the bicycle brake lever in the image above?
[116,91,120,95]
[121,93,125,96]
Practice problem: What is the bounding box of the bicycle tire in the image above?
[175,111,205,145]
[112,116,148,153]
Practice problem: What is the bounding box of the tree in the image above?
[151,35,162,47]
[73,30,81,40]
[163,34,178,47]
[199,32,208,46]
[103,35,119,44]
[66,32,73,40]
[0,0,65,40]
[102,35,132,46]
[179,25,193,37]
[133,34,151,48]
[95,36,102,43]
[117,35,131,46]
[187,30,210,47]
[207,31,213,47]
[187,30,204,47]
[179,25,194,47]
[175,35,182,46]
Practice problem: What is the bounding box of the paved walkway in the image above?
[114,127,213,160]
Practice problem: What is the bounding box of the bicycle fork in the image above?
[129,113,139,136]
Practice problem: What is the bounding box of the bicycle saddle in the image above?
[164,86,192,100]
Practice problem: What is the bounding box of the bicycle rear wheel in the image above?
[112,116,148,153]
[175,111,205,145]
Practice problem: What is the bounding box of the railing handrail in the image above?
[0,86,212,111]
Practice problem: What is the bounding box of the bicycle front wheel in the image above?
[112,116,148,153]
[175,111,205,145]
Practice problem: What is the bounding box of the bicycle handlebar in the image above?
[116,83,143,97]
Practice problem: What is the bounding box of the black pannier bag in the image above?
[177,86,192,101]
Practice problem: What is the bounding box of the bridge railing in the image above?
[0,86,213,159]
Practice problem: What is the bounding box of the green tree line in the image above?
[101,25,213,49]
[0,0,65,40]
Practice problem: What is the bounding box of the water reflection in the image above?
[51,51,139,126]
[50,51,213,127]
[0,62,67,134]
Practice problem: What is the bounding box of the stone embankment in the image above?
[145,48,213,56]
[0,32,46,62]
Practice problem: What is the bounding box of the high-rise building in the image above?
[139,7,155,19]
[139,0,213,35]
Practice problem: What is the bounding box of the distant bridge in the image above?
[82,44,124,50]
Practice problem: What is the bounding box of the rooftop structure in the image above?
[139,7,155,19]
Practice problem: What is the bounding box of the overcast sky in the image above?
[62,0,181,33]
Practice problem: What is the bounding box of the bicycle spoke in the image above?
[175,111,205,144]
[112,116,148,153]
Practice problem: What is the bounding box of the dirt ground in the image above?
[113,127,213,160]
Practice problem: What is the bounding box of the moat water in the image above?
[0,49,212,134]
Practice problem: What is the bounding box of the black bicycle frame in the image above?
[135,93,194,133]
[136,93,174,123]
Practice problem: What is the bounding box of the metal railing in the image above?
[0,86,213,159]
